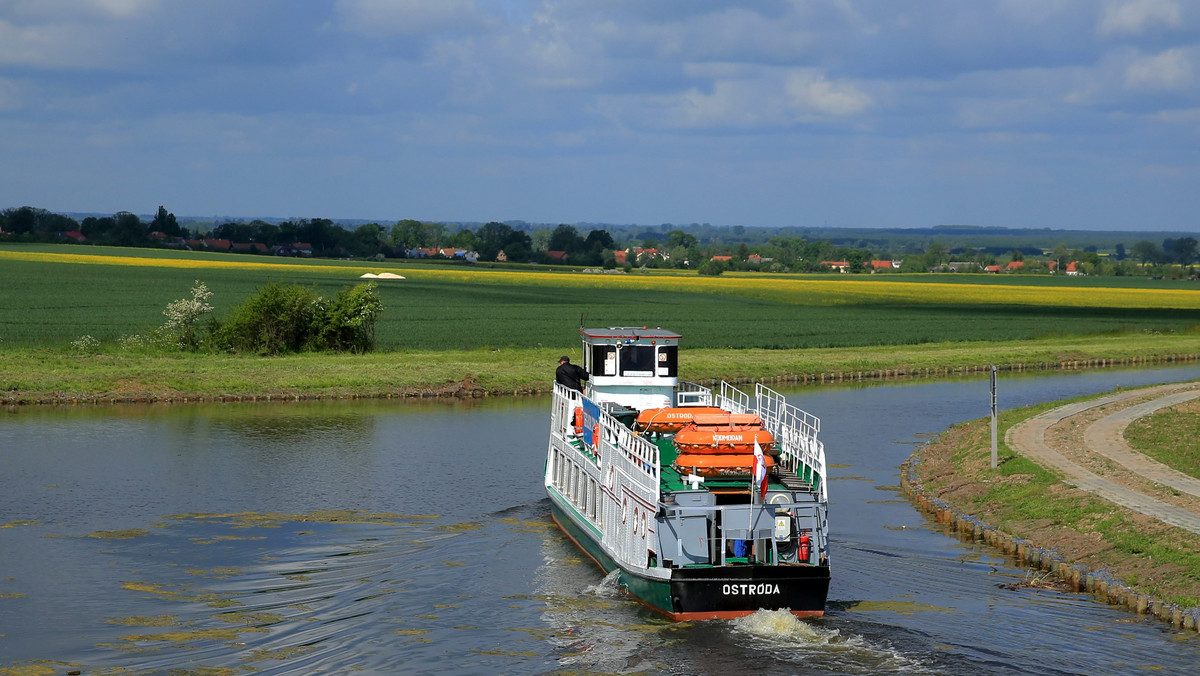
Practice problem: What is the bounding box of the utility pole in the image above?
[990,365,998,468]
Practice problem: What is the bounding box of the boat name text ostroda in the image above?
[722,583,781,595]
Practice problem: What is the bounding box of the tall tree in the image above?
[1131,240,1161,266]
[149,205,181,236]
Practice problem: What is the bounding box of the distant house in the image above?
[1005,260,1025,272]
[870,260,900,272]
[1066,261,1082,276]
[232,242,268,254]
[820,260,850,273]
[710,255,733,262]
[632,247,666,263]
[203,238,232,251]
[60,231,87,242]
[985,265,1002,274]
[273,242,313,256]
[612,250,628,265]
[945,261,978,272]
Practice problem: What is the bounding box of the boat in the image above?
[544,327,830,620]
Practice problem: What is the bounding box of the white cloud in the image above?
[1098,0,1183,37]
[785,70,872,117]
[334,0,490,37]
[1124,47,1195,91]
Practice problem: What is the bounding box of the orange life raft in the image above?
[634,406,727,434]
[672,452,776,477]
[671,414,775,454]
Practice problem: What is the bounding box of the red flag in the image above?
[753,439,768,500]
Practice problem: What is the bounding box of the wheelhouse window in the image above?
[590,345,616,376]
[657,345,678,377]
[619,345,656,376]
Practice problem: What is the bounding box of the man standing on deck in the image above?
[555,355,588,392]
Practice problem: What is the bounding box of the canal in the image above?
[3,364,1200,674]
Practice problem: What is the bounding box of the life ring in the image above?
[573,407,584,435]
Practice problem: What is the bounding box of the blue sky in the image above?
[1,0,1197,231]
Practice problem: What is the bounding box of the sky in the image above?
[1,0,1198,232]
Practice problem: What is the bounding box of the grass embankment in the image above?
[908,388,1200,618]
[1,333,1198,404]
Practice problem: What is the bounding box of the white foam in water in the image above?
[583,569,624,598]
[731,610,931,674]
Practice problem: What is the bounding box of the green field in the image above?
[3,243,1200,352]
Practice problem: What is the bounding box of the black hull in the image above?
[668,563,830,620]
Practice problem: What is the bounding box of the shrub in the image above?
[212,281,383,355]
[314,282,384,353]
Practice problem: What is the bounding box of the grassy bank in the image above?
[907,387,1200,619]
[3,332,1199,404]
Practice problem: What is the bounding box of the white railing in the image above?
[550,384,661,570]
[550,383,583,442]
[597,405,660,568]
[675,381,713,406]
[715,381,751,413]
[755,383,827,502]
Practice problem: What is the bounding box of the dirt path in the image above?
[1006,382,1200,535]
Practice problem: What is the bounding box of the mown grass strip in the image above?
[2,333,1198,403]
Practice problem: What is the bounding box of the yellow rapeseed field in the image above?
[3,248,1199,310]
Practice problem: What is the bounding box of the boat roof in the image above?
[579,327,681,340]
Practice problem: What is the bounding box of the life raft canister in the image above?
[634,406,727,434]
[672,452,777,477]
[672,413,776,455]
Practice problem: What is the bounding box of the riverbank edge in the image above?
[900,401,1200,634]
[3,349,1199,407]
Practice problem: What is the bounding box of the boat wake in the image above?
[730,609,933,674]
[583,568,624,598]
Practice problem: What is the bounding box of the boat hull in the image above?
[549,495,829,621]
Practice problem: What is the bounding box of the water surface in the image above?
[3,366,1200,674]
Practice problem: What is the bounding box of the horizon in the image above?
[2,2,1198,232]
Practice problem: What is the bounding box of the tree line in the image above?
[2,205,1195,277]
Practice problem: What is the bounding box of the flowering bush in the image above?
[71,335,100,353]
[160,281,214,350]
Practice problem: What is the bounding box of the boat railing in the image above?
[552,383,661,569]
[550,383,583,442]
[715,381,752,414]
[596,402,661,569]
[675,381,713,406]
[755,384,827,502]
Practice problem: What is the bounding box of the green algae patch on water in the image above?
[212,610,285,626]
[840,600,954,614]
[0,520,39,529]
[185,567,242,579]
[165,510,436,529]
[500,517,555,532]
[116,626,268,644]
[437,521,484,532]
[86,528,150,539]
[0,661,83,676]
[246,645,313,662]
[105,615,181,627]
